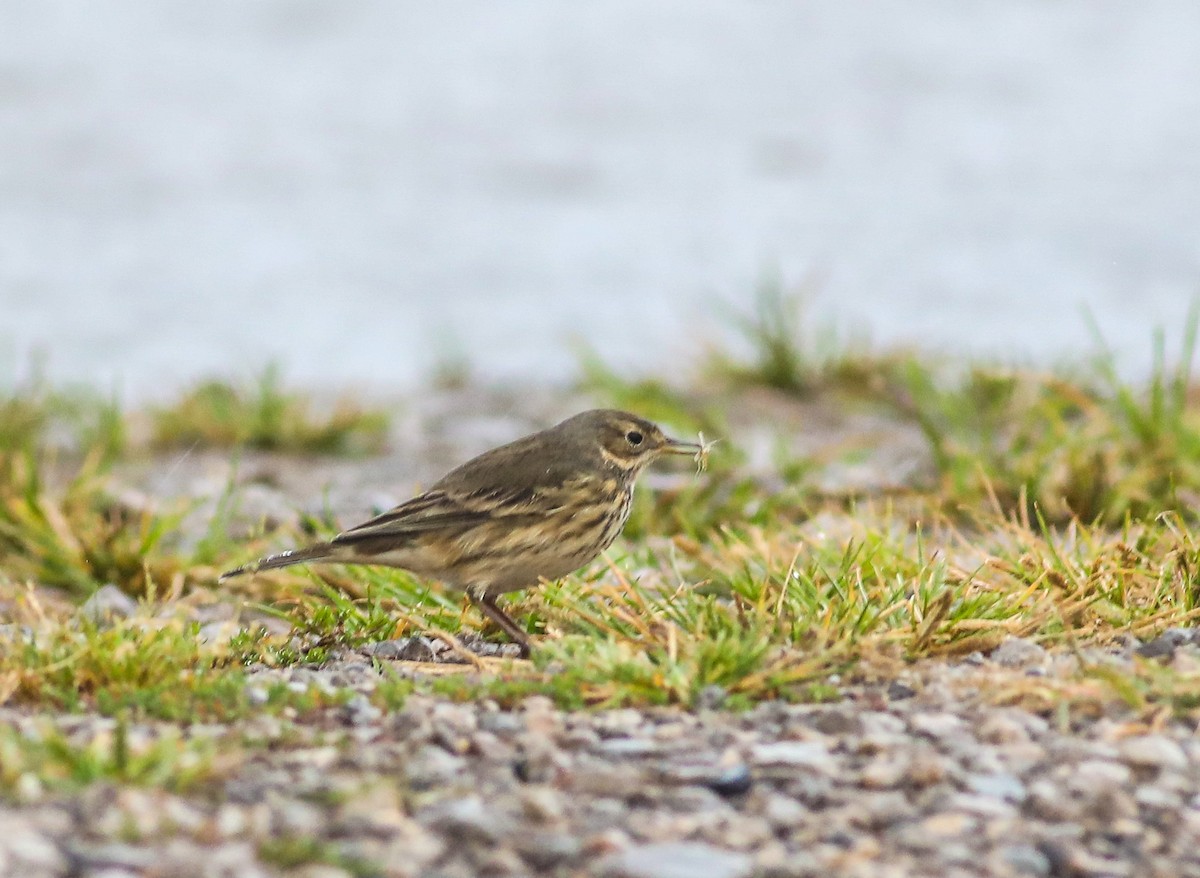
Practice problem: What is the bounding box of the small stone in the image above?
[1000,844,1052,877]
[811,708,862,736]
[704,763,754,797]
[844,791,910,829]
[272,797,325,836]
[161,797,205,834]
[976,712,1032,745]
[341,693,383,727]
[570,766,646,798]
[945,792,1017,819]
[660,762,753,798]
[750,741,835,773]
[762,794,807,831]
[965,772,1027,803]
[1119,735,1188,771]
[1134,639,1172,660]
[518,786,568,823]
[596,737,662,757]
[594,709,646,737]
[343,798,414,843]
[919,811,975,838]
[1135,629,1192,659]
[1027,780,1080,822]
[367,637,438,662]
[1069,759,1132,791]
[404,745,466,789]
[80,585,138,624]
[212,804,249,839]
[660,786,726,814]
[1135,784,1180,810]
[886,680,916,700]
[908,712,964,741]
[417,796,511,845]
[515,831,582,869]
[197,620,241,646]
[858,755,906,789]
[595,841,753,878]
[694,685,728,710]
[990,637,1047,668]
[856,712,907,755]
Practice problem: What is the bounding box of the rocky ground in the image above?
[4,631,1200,878]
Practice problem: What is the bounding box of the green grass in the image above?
[257,835,379,877]
[0,380,125,460]
[150,363,390,455]
[892,348,1200,524]
[595,288,1200,527]
[226,503,1200,711]
[703,280,921,400]
[0,368,392,601]
[0,451,205,598]
[0,600,352,722]
[0,716,222,797]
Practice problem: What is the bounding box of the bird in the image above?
[221,409,704,656]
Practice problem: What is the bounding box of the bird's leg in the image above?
[467,590,532,658]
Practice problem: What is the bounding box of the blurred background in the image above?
[3,1,1199,400]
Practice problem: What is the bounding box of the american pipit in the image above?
[221,409,704,656]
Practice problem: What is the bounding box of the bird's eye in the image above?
[626,430,644,446]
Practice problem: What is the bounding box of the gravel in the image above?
[4,636,1200,877]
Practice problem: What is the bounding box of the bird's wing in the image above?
[331,430,588,549]
[330,485,544,546]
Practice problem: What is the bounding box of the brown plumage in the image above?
[221,409,702,656]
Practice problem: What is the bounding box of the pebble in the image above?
[1135,628,1196,659]
[999,844,1052,877]
[704,763,754,797]
[1068,759,1133,792]
[367,637,440,662]
[694,685,728,711]
[570,765,647,798]
[976,711,1033,745]
[965,772,1027,803]
[341,693,383,726]
[79,584,139,624]
[404,745,467,789]
[417,796,512,845]
[750,741,835,773]
[594,841,754,878]
[1119,734,1188,771]
[514,831,582,869]
[990,637,1048,668]
[908,712,965,741]
[597,737,663,758]
[658,761,753,797]
[762,794,807,831]
[811,708,862,736]
[944,792,1017,820]
[1,825,68,875]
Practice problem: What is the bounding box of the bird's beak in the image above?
[661,435,704,456]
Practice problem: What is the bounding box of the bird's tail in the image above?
[219,543,335,580]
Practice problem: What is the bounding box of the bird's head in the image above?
[559,409,703,475]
